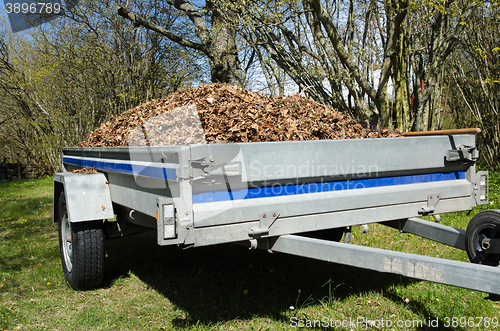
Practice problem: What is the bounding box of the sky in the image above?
[0,0,67,34]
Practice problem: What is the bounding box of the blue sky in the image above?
[0,0,65,34]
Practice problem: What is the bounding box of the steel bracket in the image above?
[446,145,478,162]
[473,171,489,205]
[418,193,441,215]
[249,211,279,237]
[190,159,241,179]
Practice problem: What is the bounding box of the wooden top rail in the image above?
[402,128,481,137]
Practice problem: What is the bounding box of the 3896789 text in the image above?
[5,2,61,14]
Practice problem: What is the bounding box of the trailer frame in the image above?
[53,133,500,295]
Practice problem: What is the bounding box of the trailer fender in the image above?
[53,172,114,223]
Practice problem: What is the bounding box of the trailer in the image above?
[53,128,500,298]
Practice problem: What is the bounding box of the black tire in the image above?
[465,210,500,267]
[58,192,105,290]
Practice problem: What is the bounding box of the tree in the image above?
[117,0,244,86]
[0,34,65,174]
[447,1,500,167]
[221,0,479,130]
[0,0,201,174]
[409,0,478,131]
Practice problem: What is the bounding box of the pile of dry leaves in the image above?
[71,167,99,174]
[79,83,400,147]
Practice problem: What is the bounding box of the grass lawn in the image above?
[1,175,500,330]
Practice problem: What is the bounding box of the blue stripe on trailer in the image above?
[62,156,177,181]
[192,171,466,203]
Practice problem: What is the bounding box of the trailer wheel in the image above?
[465,210,500,267]
[58,192,105,290]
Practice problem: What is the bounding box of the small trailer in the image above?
[53,128,500,298]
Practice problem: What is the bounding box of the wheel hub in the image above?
[472,225,500,265]
[61,214,73,272]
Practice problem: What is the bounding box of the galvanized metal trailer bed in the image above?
[53,132,500,298]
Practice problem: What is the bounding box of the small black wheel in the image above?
[58,192,105,290]
[465,210,500,267]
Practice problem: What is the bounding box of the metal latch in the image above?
[191,159,241,178]
[446,145,479,162]
[249,211,279,237]
[418,194,440,215]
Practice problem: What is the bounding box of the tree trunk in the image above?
[117,2,244,86]
[394,27,411,132]
[376,85,391,128]
[208,3,243,85]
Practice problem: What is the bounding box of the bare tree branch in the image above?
[164,0,211,45]
[308,0,377,102]
[117,5,206,53]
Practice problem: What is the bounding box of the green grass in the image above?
[1,176,500,330]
